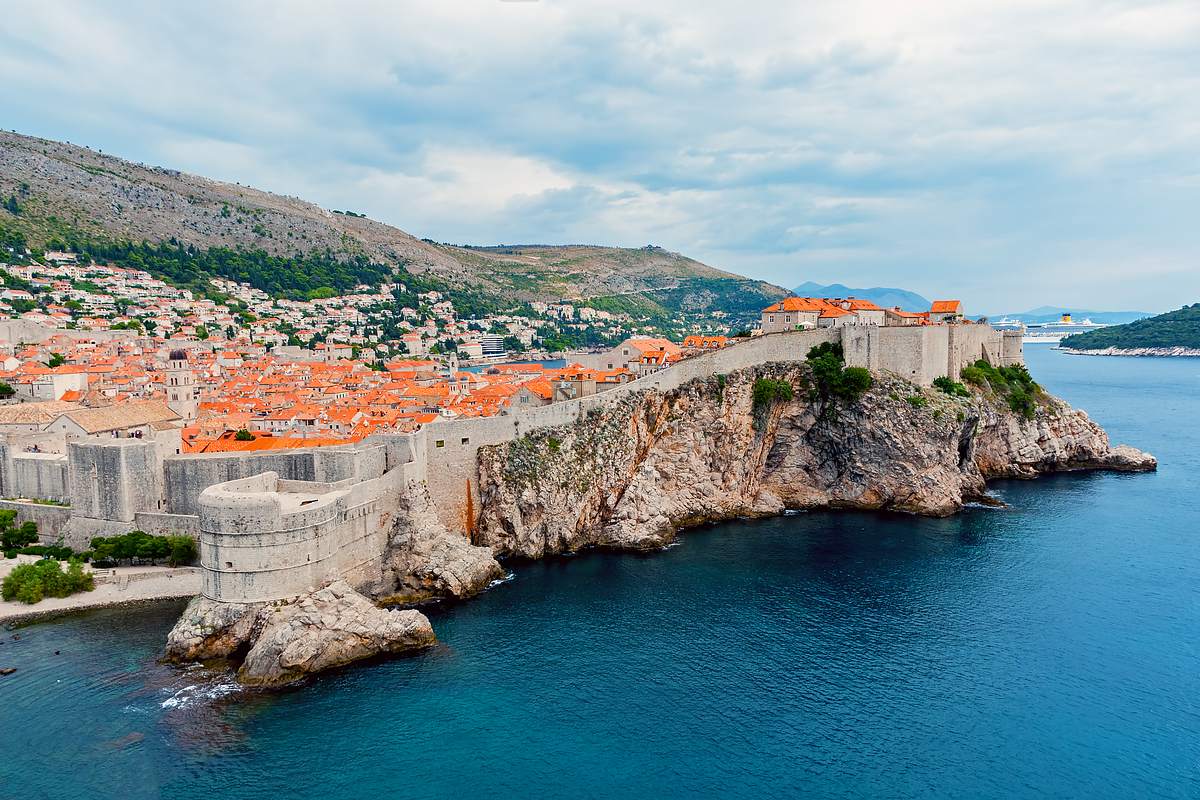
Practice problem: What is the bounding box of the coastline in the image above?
[0,562,199,625]
[1060,346,1200,357]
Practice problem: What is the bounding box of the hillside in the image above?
[0,131,786,316]
[793,281,930,312]
[1062,304,1200,351]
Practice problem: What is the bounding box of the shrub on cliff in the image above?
[960,360,1040,420]
[752,378,794,408]
[2,558,93,604]
[751,378,795,431]
[806,342,873,402]
[933,376,969,397]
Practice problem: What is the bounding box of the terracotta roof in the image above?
[53,400,181,434]
[762,297,827,313]
[931,300,962,313]
[0,400,83,426]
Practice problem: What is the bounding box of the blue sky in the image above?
[3,0,1198,312]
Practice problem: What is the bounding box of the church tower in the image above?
[166,349,199,423]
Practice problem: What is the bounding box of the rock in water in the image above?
[165,581,435,687]
[164,595,260,662]
[238,581,435,687]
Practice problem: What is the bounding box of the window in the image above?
[225,561,233,569]
[461,437,470,445]
[435,439,445,448]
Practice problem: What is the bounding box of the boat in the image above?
[1022,313,1108,343]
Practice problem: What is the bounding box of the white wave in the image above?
[487,572,516,589]
[160,677,240,709]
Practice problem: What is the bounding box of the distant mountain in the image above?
[996,306,1152,325]
[0,130,787,316]
[793,282,930,312]
[1062,304,1200,351]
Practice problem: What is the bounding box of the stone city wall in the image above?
[134,511,201,539]
[162,443,385,517]
[0,499,73,542]
[197,466,403,603]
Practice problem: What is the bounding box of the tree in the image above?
[46,353,66,368]
[0,382,14,399]
[195,325,209,340]
[234,429,254,441]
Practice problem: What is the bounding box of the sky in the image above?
[3,0,1198,313]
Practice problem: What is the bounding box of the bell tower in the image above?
[166,348,199,422]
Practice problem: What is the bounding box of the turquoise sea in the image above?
[1,347,1197,799]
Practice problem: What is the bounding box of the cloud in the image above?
[2,0,1199,311]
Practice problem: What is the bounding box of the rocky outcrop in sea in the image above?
[164,580,435,687]
[473,364,1155,556]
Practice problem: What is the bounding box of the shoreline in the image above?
[1060,346,1200,357]
[0,563,200,625]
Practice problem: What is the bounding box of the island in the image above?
[1061,303,1200,356]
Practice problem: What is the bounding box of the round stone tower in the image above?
[166,348,199,422]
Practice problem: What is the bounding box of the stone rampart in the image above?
[134,511,201,539]
[0,499,73,543]
[163,442,385,516]
[197,467,401,603]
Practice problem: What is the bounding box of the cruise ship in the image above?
[1022,313,1108,343]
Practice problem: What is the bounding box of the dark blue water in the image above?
[2,348,1197,799]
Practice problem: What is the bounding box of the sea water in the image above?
[1,347,1196,799]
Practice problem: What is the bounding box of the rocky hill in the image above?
[0,131,786,314]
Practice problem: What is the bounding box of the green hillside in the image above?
[1061,304,1200,350]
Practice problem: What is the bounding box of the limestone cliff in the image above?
[164,580,435,688]
[378,480,505,602]
[474,364,1154,557]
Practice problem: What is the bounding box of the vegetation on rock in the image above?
[932,376,970,397]
[960,360,1041,419]
[805,342,873,402]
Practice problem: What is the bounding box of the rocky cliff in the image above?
[473,364,1154,557]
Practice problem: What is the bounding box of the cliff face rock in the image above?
[973,396,1156,477]
[475,365,1154,557]
[164,580,435,687]
[380,481,505,603]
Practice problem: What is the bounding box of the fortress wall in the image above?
[197,467,403,603]
[6,453,70,503]
[1000,331,1024,366]
[0,319,138,346]
[0,499,72,542]
[947,325,1002,378]
[422,328,844,532]
[68,439,162,522]
[133,511,200,539]
[162,444,373,517]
